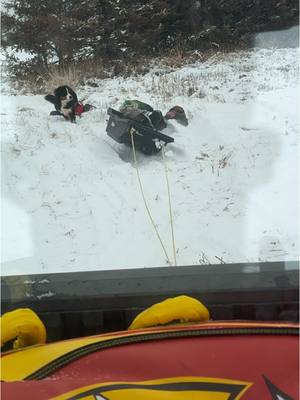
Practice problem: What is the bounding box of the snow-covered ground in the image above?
[1,47,299,276]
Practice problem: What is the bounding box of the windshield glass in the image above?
[1,2,299,276]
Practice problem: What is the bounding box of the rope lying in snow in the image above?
[161,146,177,266]
[130,128,176,266]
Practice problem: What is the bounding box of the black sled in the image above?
[106,108,174,155]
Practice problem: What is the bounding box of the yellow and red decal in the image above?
[51,377,251,400]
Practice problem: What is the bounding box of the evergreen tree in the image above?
[1,0,99,69]
[1,0,298,81]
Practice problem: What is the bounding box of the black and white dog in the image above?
[45,85,78,122]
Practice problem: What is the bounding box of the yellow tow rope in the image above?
[130,128,177,266]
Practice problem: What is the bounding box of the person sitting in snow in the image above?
[119,99,188,130]
[106,100,188,155]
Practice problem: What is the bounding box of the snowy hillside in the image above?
[1,47,299,276]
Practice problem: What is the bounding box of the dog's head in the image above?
[54,86,77,104]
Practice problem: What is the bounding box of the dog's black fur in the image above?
[45,85,78,122]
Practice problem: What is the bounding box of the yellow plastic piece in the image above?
[1,308,46,349]
[128,295,210,330]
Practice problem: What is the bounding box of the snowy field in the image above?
[1,46,299,276]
